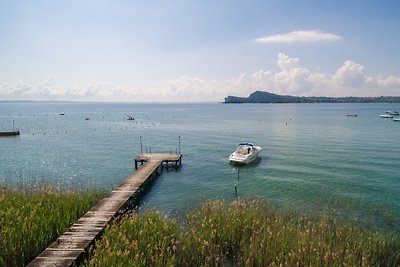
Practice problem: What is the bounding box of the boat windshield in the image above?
[236,145,252,155]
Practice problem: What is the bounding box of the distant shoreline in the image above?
[224,91,400,104]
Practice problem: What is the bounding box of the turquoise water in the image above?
[1,102,399,231]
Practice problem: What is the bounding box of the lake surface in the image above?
[1,102,399,231]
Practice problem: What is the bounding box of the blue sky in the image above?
[1,0,400,102]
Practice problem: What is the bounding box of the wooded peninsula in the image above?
[224,91,400,103]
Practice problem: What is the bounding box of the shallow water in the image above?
[1,102,399,231]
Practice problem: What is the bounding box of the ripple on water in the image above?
[1,102,400,231]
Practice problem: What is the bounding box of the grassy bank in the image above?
[87,199,400,266]
[0,186,106,267]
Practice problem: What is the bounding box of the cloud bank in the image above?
[254,30,343,44]
[1,53,399,102]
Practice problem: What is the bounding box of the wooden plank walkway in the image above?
[135,153,182,169]
[28,153,182,267]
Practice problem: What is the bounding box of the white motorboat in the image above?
[388,111,400,116]
[380,114,393,118]
[393,118,400,122]
[229,142,262,164]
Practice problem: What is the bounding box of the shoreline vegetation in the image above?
[86,199,400,266]
[0,185,106,267]
[1,185,399,266]
[224,91,400,103]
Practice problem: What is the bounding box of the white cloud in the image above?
[268,53,311,94]
[277,53,300,72]
[254,30,343,44]
[1,54,399,102]
[333,60,366,87]
[376,75,400,88]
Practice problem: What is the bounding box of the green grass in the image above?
[87,199,400,266]
[0,185,106,267]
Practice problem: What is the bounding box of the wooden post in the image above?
[234,183,238,198]
[178,135,181,154]
[140,136,143,155]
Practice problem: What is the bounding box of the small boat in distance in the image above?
[85,117,90,121]
[387,110,400,116]
[393,118,400,122]
[229,142,262,164]
[347,114,358,117]
[126,115,135,121]
[381,111,399,118]
[380,113,393,119]
[59,112,65,116]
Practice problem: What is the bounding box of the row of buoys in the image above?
[8,111,186,138]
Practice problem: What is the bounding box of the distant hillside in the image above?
[224,91,400,103]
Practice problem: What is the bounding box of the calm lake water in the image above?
[1,102,399,231]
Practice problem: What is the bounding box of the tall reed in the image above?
[88,210,180,266]
[0,185,105,267]
[87,199,400,266]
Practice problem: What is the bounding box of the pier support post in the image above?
[178,135,181,154]
[140,136,143,155]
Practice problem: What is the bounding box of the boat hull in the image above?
[380,114,393,118]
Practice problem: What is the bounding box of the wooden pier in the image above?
[0,130,20,136]
[0,120,20,136]
[28,153,182,267]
